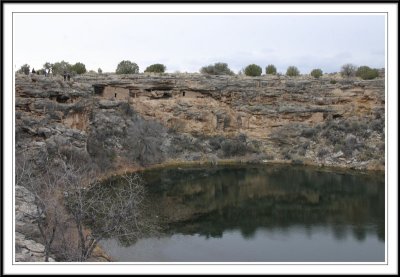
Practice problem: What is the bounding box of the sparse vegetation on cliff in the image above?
[286,66,300,77]
[116,60,139,74]
[265,64,277,75]
[16,147,155,262]
[270,115,384,167]
[244,64,262,77]
[52,61,72,75]
[310,68,323,78]
[71,62,87,75]
[43,62,52,71]
[356,65,379,80]
[65,171,155,261]
[341,63,357,78]
[17,64,30,75]
[200,62,235,76]
[144,63,167,73]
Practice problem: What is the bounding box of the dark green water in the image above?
[100,164,385,262]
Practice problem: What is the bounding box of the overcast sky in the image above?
[13,13,385,74]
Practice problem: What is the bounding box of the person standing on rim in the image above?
[63,71,67,81]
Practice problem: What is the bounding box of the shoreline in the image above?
[97,157,385,183]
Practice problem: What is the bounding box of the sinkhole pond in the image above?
[96,164,385,262]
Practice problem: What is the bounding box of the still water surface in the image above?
[100,164,385,262]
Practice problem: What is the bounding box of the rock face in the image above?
[15,185,56,262]
[14,72,385,261]
[15,232,55,262]
[16,72,385,170]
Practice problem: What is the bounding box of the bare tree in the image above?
[16,147,156,262]
[341,63,357,78]
[15,149,66,262]
[64,168,154,261]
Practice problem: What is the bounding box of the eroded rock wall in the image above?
[16,73,385,171]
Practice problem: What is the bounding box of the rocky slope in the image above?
[15,185,56,262]
[16,72,385,169]
[14,72,385,261]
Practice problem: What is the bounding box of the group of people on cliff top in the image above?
[30,68,71,81]
[31,68,52,77]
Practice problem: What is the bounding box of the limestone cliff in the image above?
[16,72,385,171]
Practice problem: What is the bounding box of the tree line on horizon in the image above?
[17,60,381,80]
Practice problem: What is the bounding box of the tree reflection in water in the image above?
[97,164,384,248]
[140,164,385,243]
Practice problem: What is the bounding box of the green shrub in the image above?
[43,62,53,71]
[340,63,357,78]
[356,66,379,80]
[282,149,292,160]
[120,102,135,116]
[200,62,234,75]
[286,66,300,77]
[144,63,166,73]
[371,118,384,132]
[317,148,329,158]
[71,62,87,74]
[17,64,30,75]
[52,61,72,75]
[310,68,323,78]
[342,134,359,156]
[330,79,337,84]
[221,139,247,157]
[301,127,317,138]
[116,60,139,74]
[217,134,254,157]
[244,64,262,77]
[208,136,224,151]
[265,64,277,75]
[297,146,307,156]
[36,69,46,75]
